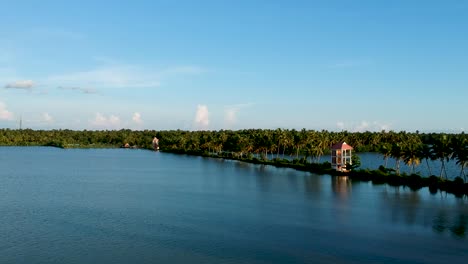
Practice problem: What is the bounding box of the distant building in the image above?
[331,142,353,172]
[152,137,159,150]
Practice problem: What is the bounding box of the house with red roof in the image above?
[331,142,353,172]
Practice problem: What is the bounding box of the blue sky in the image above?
[0,0,467,132]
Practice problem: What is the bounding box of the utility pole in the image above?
[19,115,22,130]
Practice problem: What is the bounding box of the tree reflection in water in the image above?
[434,211,467,238]
[381,188,467,238]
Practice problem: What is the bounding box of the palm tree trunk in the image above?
[440,159,446,179]
[276,141,280,159]
[395,159,400,175]
[460,164,466,181]
[443,161,449,180]
[425,158,432,176]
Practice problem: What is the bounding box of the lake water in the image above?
[0,147,467,264]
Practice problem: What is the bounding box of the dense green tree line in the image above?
[0,128,467,181]
[0,129,157,149]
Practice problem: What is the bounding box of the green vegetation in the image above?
[1,128,467,196]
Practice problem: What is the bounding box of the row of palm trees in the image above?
[378,133,468,180]
[161,129,352,163]
[159,129,467,180]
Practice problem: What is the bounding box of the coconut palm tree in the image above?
[431,134,453,180]
[293,129,308,159]
[379,142,392,168]
[274,128,283,159]
[281,130,292,159]
[403,142,422,174]
[391,143,404,174]
[455,150,468,182]
[419,143,435,176]
[451,135,468,181]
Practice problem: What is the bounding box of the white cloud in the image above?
[58,86,97,94]
[223,103,253,128]
[0,102,14,120]
[4,80,35,89]
[132,112,143,124]
[90,113,122,129]
[225,108,238,125]
[193,104,209,130]
[46,63,205,91]
[41,113,54,123]
[336,121,345,130]
[355,121,370,132]
[48,65,161,89]
[336,120,391,132]
[109,115,120,125]
[375,121,391,132]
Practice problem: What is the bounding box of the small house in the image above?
[331,142,353,172]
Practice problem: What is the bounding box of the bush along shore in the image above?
[161,148,468,197]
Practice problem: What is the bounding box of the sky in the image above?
[0,0,467,132]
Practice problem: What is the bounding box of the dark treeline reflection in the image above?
[379,186,467,238]
[433,209,467,238]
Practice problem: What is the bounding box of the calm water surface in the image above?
[0,147,467,264]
